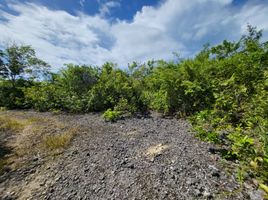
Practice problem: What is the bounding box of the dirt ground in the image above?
[0,110,263,199]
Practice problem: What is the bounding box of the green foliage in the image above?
[0,44,49,83]
[190,25,268,183]
[102,108,122,122]
[59,64,99,96]
[88,62,147,113]
[0,79,32,109]
[227,131,255,159]
[24,82,59,111]
[1,25,268,185]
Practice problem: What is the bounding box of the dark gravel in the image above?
[0,112,261,199]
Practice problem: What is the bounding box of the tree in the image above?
[0,49,6,78]
[59,64,99,96]
[0,44,49,85]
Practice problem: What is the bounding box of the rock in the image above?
[193,189,202,197]
[212,171,220,178]
[84,168,90,172]
[99,175,105,180]
[248,189,265,200]
[1,112,247,199]
[186,178,195,186]
[72,150,79,155]
[33,157,39,162]
[203,190,211,197]
[127,163,135,169]
[120,159,127,165]
[39,181,46,186]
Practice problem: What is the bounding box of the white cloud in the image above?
[79,0,86,7]
[0,0,267,70]
[99,1,121,17]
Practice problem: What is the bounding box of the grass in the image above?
[42,128,78,150]
[27,116,42,123]
[0,111,81,173]
[0,107,7,112]
[0,116,25,132]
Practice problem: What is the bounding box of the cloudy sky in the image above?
[0,0,268,70]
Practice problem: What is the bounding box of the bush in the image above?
[1,25,268,187]
[88,62,147,113]
[0,79,31,109]
[24,82,63,111]
[102,109,122,122]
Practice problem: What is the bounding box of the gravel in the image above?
[0,112,259,199]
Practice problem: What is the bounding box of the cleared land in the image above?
[0,111,262,199]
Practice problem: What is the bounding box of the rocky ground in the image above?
[0,111,264,199]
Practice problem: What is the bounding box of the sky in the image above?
[0,0,268,70]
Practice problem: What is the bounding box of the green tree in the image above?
[0,44,49,85]
[59,64,99,96]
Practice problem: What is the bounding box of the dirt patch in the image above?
[145,143,170,162]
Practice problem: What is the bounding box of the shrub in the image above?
[102,109,122,122]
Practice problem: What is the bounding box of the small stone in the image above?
[203,190,211,197]
[252,179,259,187]
[39,181,46,186]
[248,189,265,200]
[127,163,135,169]
[121,160,127,165]
[33,157,39,162]
[72,150,79,155]
[193,189,202,197]
[212,171,220,177]
[55,176,61,181]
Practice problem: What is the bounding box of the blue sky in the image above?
[0,0,267,69]
[1,0,162,20]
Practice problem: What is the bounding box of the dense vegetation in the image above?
[0,26,268,190]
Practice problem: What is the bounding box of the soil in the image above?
[0,111,264,199]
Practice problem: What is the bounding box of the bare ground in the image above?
[0,111,263,200]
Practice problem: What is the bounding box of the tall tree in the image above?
[0,44,49,85]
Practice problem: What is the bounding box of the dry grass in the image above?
[0,116,26,132]
[42,128,78,150]
[0,111,80,171]
[0,107,7,112]
[26,116,42,123]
